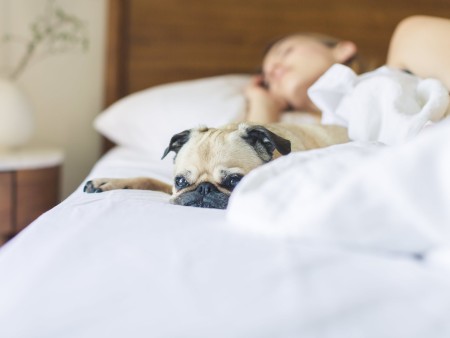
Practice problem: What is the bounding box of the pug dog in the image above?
[84,123,348,209]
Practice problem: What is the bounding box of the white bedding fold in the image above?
[228,118,450,257]
[308,64,449,145]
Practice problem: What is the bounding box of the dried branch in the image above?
[3,0,89,80]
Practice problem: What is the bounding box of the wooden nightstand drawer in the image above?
[16,166,60,231]
[0,147,64,244]
[0,173,13,237]
[0,166,60,236]
[0,166,60,243]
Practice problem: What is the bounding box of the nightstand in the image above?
[0,147,64,245]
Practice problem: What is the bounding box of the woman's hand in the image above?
[244,75,288,124]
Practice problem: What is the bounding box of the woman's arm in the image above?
[387,15,450,90]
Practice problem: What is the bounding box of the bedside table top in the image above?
[0,147,64,171]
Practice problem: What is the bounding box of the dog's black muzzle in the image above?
[172,182,229,209]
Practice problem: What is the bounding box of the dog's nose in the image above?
[196,182,218,196]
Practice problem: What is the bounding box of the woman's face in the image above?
[262,35,342,110]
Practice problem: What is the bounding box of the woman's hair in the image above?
[262,32,372,74]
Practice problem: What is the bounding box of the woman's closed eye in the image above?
[281,45,294,57]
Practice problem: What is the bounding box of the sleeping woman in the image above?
[245,15,450,124]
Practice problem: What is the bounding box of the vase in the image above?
[0,78,34,151]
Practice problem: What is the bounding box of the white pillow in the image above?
[94,74,251,157]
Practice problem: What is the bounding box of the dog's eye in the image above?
[175,176,189,190]
[223,174,243,191]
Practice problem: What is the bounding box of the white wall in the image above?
[0,0,9,76]
[0,0,108,198]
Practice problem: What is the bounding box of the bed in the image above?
[1,1,450,337]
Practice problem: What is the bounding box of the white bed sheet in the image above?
[1,146,450,338]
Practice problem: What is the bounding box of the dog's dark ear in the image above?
[161,129,191,160]
[241,125,291,162]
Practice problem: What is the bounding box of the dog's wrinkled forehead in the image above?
[174,125,263,171]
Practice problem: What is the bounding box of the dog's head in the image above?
[161,123,291,209]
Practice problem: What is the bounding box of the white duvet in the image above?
[228,118,450,255]
[1,122,450,337]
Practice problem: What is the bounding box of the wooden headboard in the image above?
[104,0,449,149]
[105,0,449,105]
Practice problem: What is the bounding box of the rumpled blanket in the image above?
[227,117,450,261]
[308,64,449,145]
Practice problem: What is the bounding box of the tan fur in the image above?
[264,123,349,152]
[84,122,348,206]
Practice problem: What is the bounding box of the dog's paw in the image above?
[83,178,127,193]
[83,179,106,193]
